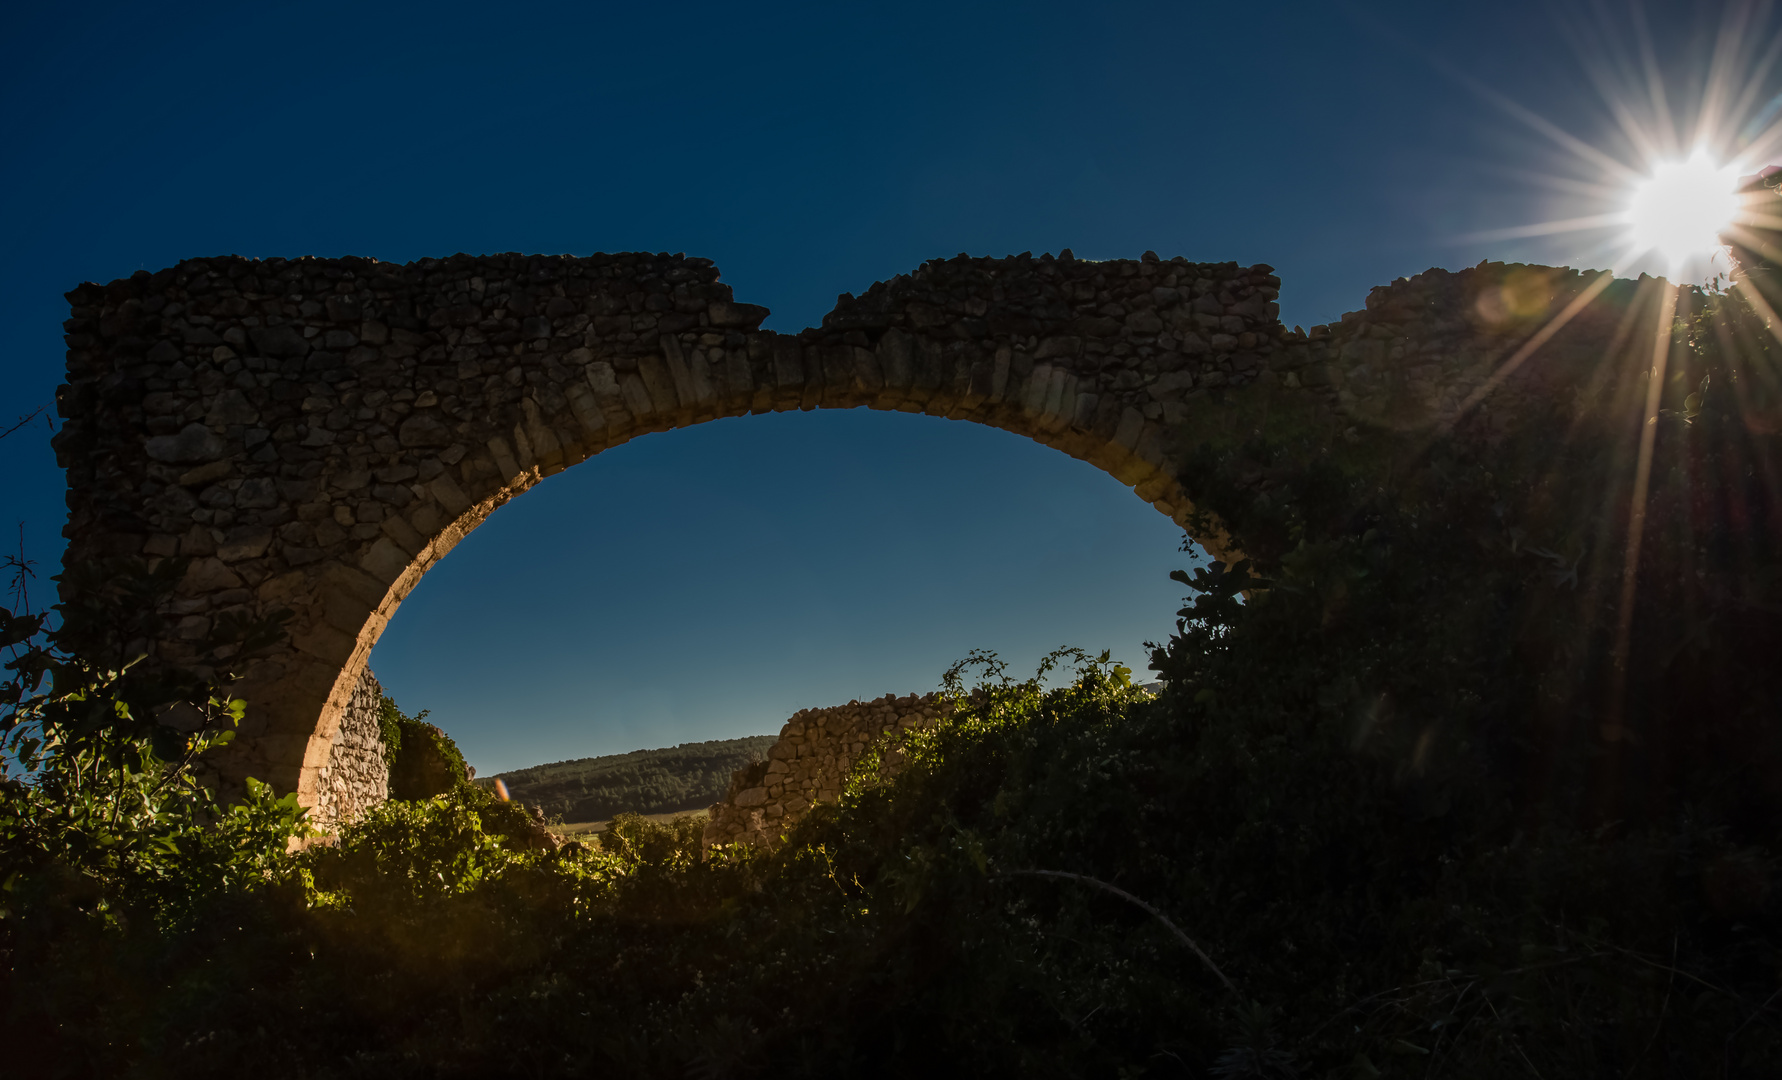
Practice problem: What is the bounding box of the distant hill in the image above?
[479,735,778,823]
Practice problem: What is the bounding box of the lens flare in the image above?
[1624,153,1741,267]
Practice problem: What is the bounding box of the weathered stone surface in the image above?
[182,557,243,592]
[249,325,308,358]
[217,526,273,563]
[145,423,226,463]
[309,667,390,828]
[53,251,1653,819]
[398,413,452,447]
[703,693,952,850]
[206,390,259,427]
[709,301,770,329]
[178,460,232,487]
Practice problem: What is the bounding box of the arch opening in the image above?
[364,406,1197,785]
[304,376,1216,822]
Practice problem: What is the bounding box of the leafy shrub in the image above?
[307,789,534,905]
[385,712,472,801]
[0,558,306,932]
[598,810,705,869]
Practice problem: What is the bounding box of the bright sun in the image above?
[1625,152,1742,267]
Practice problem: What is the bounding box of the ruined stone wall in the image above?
[704,693,952,849]
[1282,262,1687,440]
[51,249,1671,816]
[309,666,389,828]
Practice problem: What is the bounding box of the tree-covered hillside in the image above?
[480,736,777,822]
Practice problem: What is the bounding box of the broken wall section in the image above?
[704,692,952,849]
[308,666,389,828]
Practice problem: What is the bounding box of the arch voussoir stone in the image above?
[56,249,1639,825]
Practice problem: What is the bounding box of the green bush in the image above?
[379,694,477,801]
[0,559,307,932]
[598,810,706,871]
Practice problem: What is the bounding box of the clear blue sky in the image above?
[0,2,1764,774]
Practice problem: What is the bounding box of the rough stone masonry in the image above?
[53,249,1678,826]
[310,667,391,827]
[704,693,952,849]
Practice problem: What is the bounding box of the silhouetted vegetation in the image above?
[2,282,1780,1077]
[481,735,777,823]
[382,696,480,802]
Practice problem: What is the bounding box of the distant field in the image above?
[479,734,776,823]
[555,809,710,836]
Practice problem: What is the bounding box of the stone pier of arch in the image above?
[52,250,1659,825]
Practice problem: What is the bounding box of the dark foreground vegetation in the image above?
[481,735,778,824]
[4,282,1782,1078]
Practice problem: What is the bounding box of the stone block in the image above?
[1043,369,1072,429]
[688,349,716,405]
[521,398,563,464]
[1020,364,1052,416]
[723,348,754,399]
[564,381,607,437]
[178,460,233,487]
[637,355,680,414]
[418,474,467,518]
[182,557,243,592]
[877,327,915,388]
[1113,406,1146,450]
[292,621,356,665]
[660,335,696,405]
[217,526,273,563]
[709,301,769,329]
[237,477,279,509]
[584,360,623,399]
[403,498,440,538]
[146,423,226,464]
[486,436,522,482]
[399,412,453,448]
[1126,310,1165,334]
[358,537,412,585]
[510,422,537,469]
[380,513,425,555]
[321,585,373,634]
[206,389,259,427]
[850,346,883,393]
[249,325,308,358]
[620,372,654,418]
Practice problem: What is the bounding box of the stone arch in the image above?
[55,250,1273,821]
[57,250,1630,823]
